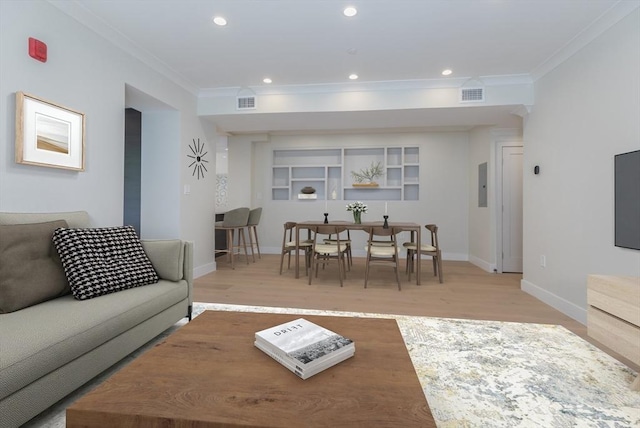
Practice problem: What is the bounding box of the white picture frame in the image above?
[15,91,85,171]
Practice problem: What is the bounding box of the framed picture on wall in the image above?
[15,91,85,171]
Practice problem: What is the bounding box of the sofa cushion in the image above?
[0,279,188,401]
[53,226,159,300]
[0,220,69,313]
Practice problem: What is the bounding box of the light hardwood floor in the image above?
[195,254,639,372]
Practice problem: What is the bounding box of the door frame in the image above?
[493,129,523,274]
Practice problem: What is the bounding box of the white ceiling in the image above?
[52,0,636,133]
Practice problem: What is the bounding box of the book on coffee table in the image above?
[254,340,354,379]
[255,318,355,379]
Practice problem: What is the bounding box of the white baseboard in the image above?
[194,261,216,278]
[521,279,587,325]
[443,252,469,262]
[469,255,495,273]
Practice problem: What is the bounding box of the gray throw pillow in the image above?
[0,220,70,313]
[52,225,159,300]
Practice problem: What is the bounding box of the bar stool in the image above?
[214,207,250,269]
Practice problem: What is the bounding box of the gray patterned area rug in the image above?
[26,303,640,428]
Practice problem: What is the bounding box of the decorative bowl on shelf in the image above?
[300,186,316,194]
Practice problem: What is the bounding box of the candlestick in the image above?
[383,215,389,229]
[384,202,388,214]
[324,213,329,224]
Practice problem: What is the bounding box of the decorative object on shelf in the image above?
[346,201,367,224]
[301,186,316,194]
[352,183,380,188]
[383,215,389,229]
[15,91,85,171]
[351,161,384,186]
[298,194,317,199]
[324,213,329,224]
[331,187,337,200]
[187,138,209,180]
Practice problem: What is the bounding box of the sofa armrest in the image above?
[183,241,193,308]
[141,240,193,307]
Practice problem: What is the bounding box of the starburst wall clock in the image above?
[187,138,208,180]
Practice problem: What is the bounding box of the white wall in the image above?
[141,111,180,239]
[522,9,640,323]
[237,131,471,260]
[0,1,217,274]
[468,127,494,271]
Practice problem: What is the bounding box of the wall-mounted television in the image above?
[614,149,640,250]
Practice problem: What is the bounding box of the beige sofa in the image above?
[0,211,193,428]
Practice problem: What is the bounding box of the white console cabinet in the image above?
[587,275,640,390]
[272,147,419,201]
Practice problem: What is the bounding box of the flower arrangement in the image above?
[346,201,368,213]
[346,201,367,224]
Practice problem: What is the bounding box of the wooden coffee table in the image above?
[67,311,435,427]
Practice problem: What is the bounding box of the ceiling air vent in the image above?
[237,96,256,110]
[460,87,484,103]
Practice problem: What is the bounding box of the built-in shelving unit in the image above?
[272,147,419,201]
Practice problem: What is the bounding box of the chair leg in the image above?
[436,252,444,283]
[394,256,401,291]
[364,253,370,289]
[253,226,261,258]
[432,257,437,277]
[337,252,343,287]
[227,229,235,269]
[240,228,249,265]
[279,248,287,274]
[342,253,348,278]
[309,252,316,285]
[305,249,312,276]
[247,227,256,262]
[406,249,414,281]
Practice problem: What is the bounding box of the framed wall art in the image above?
[15,91,85,171]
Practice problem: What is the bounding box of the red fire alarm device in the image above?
[28,37,47,62]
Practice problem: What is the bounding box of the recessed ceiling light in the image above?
[442,69,453,76]
[263,78,272,84]
[213,16,227,26]
[349,74,358,80]
[343,7,357,17]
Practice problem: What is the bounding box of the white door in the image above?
[502,146,523,273]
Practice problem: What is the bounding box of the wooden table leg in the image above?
[295,227,300,279]
[416,227,421,285]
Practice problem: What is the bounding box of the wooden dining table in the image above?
[294,220,423,285]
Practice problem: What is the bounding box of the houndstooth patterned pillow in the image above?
[52,226,158,300]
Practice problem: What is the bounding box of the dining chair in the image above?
[364,226,402,290]
[308,225,349,286]
[323,228,352,270]
[279,222,313,275]
[214,207,250,269]
[404,224,443,283]
[247,207,262,262]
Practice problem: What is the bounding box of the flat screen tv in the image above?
[614,149,640,250]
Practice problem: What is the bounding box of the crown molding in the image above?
[47,0,199,95]
[530,1,640,81]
